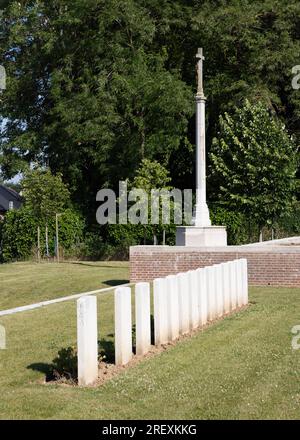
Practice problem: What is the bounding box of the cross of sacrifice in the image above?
[196,48,205,98]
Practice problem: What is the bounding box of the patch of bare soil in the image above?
[46,304,249,388]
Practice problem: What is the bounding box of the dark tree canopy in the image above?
[0,0,300,223]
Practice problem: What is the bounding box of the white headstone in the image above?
[153,278,168,345]
[178,272,190,334]
[188,270,199,329]
[222,262,230,314]
[197,267,208,326]
[242,259,249,305]
[234,260,241,308]
[77,296,98,386]
[237,259,244,308]
[115,287,132,365]
[166,275,180,341]
[206,266,217,320]
[215,264,223,317]
[229,260,237,311]
[135,282,151,356]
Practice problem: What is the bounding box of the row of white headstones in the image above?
[77,258,248,386]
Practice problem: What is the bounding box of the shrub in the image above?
[51,346,78,382]
[210,205,249,245]
[0,207,38,262]
[0,207,84,262]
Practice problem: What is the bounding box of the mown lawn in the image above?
[0,261,129,310]
[0,261,300,419]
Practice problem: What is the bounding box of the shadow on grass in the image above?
[27,362,54,382]
[102,279,129,287]
[27,337,116,382]
[28,315,155,382]
[64,261,128,270]
[28,346,78,382]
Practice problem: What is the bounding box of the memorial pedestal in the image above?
[176,226,227,247]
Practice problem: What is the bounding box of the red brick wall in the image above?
[130,246,300,287]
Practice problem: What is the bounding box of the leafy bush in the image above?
[209,100,298,231]
[107,222,176,248]
[0,207,38,262]
[210,205,249,245]
[47,208,84,253]
[0,207,84,262]
[73,232,115,260]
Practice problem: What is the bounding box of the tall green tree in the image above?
[209,100,299,238]
[0,0,193,219]
[131,158,174,244]
[21,168,70,221]
[21,168,70,255]
[1,0,300,225]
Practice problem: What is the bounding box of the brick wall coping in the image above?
[242,236,300,247]
[130,244,300,254]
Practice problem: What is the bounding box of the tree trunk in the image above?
[45,224,49,258]
[56,213,60,263]
[259,228,263,242]
[37,226,41,263]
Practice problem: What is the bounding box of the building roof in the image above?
[0,184,22,201]
[0,185,23,212]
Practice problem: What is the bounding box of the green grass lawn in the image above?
[0,260,129,310]
[0,261,300,419]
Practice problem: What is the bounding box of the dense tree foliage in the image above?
[0,206,84,262]
[21,168,70,221]
[209,100,298,234]
[0,0,300,235]
[0,0,193,219]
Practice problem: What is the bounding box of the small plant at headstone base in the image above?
[51,346,106,384]
[51,346,78,383]
[209,99,299,241]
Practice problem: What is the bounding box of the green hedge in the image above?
[0,207,38,262]
[0,207,84,262]
[2,203,300,263]
[210,205,249,245]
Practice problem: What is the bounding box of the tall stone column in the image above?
[175,48,227,247]
[193,48,211,227]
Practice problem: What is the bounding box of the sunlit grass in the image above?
[0,274,300,419]
[0,260,129,310]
